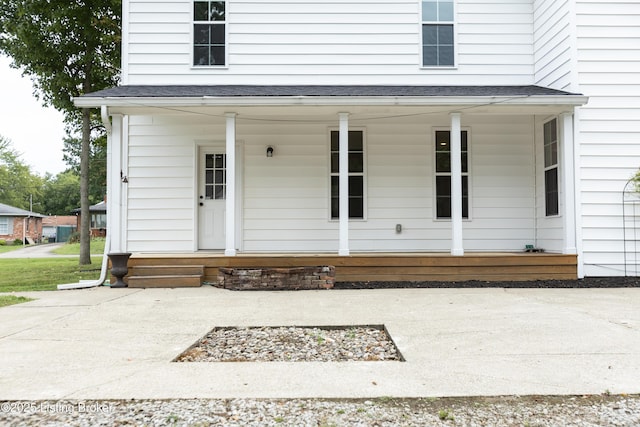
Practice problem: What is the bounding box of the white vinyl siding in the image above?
[575,0,640,276]
[124,0,535,85]
[124,112,536,253]
[533,0,574,90]
[126,115,211,252]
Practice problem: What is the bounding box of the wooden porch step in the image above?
[127,274,203,288]
[128,265,205,276]
[121,265,205,288]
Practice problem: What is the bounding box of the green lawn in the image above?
[0,295,35,307]
[52,238,106,255]
[0,245,25,254]
[0,257,103,292]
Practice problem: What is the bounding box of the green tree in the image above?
[0,0,121,264]
[63,132,107,204]
[0,135,44,211]
[42,171,81,216]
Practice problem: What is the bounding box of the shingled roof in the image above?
[0,202,45,218]
[82,84,581,98]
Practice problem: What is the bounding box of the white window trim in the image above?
[0,217,9,235]
[328,127,368,222]
[191,0,229,69]
[420,0,458,69]
[433,126,472,221]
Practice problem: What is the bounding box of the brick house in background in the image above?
[42,215,78,243]
[71,200,107,238]
[0,202,45,244]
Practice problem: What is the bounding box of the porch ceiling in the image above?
[75,84,588,116]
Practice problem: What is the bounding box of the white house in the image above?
[76,0,640,284]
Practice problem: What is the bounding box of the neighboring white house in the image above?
[76,0,640,279]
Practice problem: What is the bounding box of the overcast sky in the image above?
[0,55,67,176]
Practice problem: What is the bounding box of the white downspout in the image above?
[57,106,112,290]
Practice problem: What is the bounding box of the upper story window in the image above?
[193,1,226,66]
[422,0,455,67]
[543,119,559,216]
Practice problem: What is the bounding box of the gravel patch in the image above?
[1,395,639,426]
[174,326,402,362]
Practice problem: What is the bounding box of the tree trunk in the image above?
[79,107,92,265]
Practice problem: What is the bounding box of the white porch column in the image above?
[107,113,124,252]
[450,112,464,256]
[560,111,577,254]
[225,113,237,256]
[338,112,350,256]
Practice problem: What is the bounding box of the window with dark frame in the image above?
[544,119,559,216]
[422,0,455,67]
[435,130,469,219]
[193,1,226,66]
[330,130,364,219]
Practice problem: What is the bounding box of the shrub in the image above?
[0,239,6,246]
[66,231,81,244]
[13,238,23,246]
[633,169,640,193]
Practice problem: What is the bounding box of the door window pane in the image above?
[204,153,226,200]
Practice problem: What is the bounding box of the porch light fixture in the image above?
[266,146,274,157]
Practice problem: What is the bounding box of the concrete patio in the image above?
[0,286,638,400]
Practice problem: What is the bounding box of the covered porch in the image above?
[78,85,587,286]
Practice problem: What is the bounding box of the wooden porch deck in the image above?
[124,252,578,287]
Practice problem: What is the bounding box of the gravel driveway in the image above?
[1,395,639,426]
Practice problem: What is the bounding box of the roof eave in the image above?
[74,94,589,109]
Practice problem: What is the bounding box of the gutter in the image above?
[57,106,113,290]
[73,94,590,109]
[57,238,110,290]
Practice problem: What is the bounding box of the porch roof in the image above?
[75,85,588,109]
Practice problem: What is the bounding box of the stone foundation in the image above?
[217,266,335,290]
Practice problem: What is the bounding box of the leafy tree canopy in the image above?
[0,0,121,115]
[63,132,106,204]
[41,170,81,215]
[0,135,44,211]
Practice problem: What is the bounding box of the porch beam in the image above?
[338,112,350,256]
[225,112,237,256]
[450,112,464,256]
[560,111,577,254]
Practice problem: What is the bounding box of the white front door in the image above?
[198,148,226,249]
